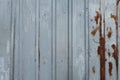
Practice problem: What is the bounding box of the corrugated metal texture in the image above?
[12,0,86,80]
[0,0,120,80]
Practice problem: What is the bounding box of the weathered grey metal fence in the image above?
[0,0,120,80]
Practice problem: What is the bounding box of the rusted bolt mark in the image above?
[107,27,112,38]
[92,66,96,74]
[108,62,113,76]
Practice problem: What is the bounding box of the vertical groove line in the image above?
[51,0,54,79]
[85,0,89,79]
[38,0,40,79]
[34,0,38,79]
[54,0,57,80]
[68,0,69,80]
[68,0,73,79]
[34,0,36,79]
[71,0,73,79]
[88,0,90,79]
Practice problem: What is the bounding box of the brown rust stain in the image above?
[94,11,106,80]
[91,26,99,36]
[92,66,96,74]
[107,27,112,38]
[108,62,113,76]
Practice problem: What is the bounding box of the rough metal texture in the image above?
[0,0,120,80]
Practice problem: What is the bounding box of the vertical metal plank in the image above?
[72,0,85,80]
[14,0,36,80]
[39,0,52,80]
[0,0,11,80]
[55,0,69,80]
[89,0,101,80]
[104,0,117,80]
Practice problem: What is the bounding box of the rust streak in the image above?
[95,11,106,80]
[108,62,113,76]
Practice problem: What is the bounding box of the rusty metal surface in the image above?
[0,0,120,80]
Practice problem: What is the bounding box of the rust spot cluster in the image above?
[91,0,119,79]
